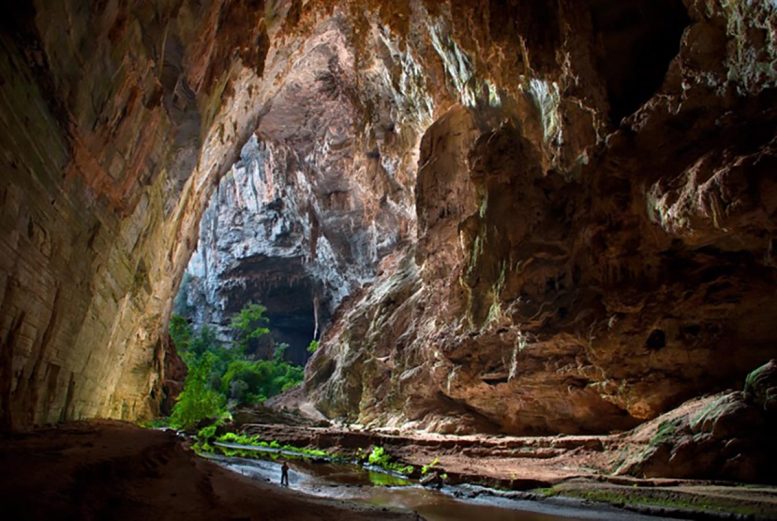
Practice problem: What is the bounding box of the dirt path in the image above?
[0,421,414,521]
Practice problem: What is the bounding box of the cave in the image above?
[175,136,339,366]
[1,1,777,519]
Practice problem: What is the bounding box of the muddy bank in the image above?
[0,421,413,521]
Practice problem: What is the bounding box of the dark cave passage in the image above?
[590,0,690,123]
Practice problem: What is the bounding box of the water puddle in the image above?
[207,449,681,521]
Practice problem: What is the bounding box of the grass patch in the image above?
[532,487,557,497]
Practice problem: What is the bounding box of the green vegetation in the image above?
[532,487,556,497]
[196,431,421,486]
[209,432,333,460]
[307,339,320,354]
[367,446,415,475]
[421,456,440,475]
[169,352,227,430]
[216,431,262,445]
[230,303,270,353]
[650,419,680,447]
[164,302,304,430]
[219,357,303,404]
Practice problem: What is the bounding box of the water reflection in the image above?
[211,455,676,521]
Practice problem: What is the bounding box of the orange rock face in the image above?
[1,0,775,434]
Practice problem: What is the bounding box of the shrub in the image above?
[421,456,440,475]
[169,352,227,430]
[367,446,414,475]
[368,446,390,466]
[307,339,320,354]
[220,358,303,406]
[230,302,270,354]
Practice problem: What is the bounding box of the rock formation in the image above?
[0,0,775,439]
[305,0,777,434]
[617,359,777,483]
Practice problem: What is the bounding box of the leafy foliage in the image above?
[367,446,414,475]
[166,302,303,430]
[169,314,192,353]
[168,352,227,430]
[220,358,303,404]
[421,456,440,475]
[213,433,332,460]
[217,432,262,445]
[273,342,288,362]
[368,445,390,466]
[230,302,270,353]
[307,339,320,354]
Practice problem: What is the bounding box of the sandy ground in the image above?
[0,421,415,521]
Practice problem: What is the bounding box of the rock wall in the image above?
[0,0,283,428]
[1,0,775,434]
[0,0,448,428]
[305,0,777,434]
[177,0,432,360]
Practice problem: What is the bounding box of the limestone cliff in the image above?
[1,0,775,435]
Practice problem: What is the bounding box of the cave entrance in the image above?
[169,15,415,370]
[156,9,420,425]
[174,136,332,366]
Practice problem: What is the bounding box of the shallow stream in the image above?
[209,449,681,521]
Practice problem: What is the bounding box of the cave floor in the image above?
[3,420,775,521]
[235,419,777,520]
[0,421,414,521]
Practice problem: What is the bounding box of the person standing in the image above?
[280,461,289,487]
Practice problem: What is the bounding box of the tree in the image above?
[273,342,288,362]
[169,351,226,430]
[230,302,270,354]
[169,314,191,353]
[165,302,304,426]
